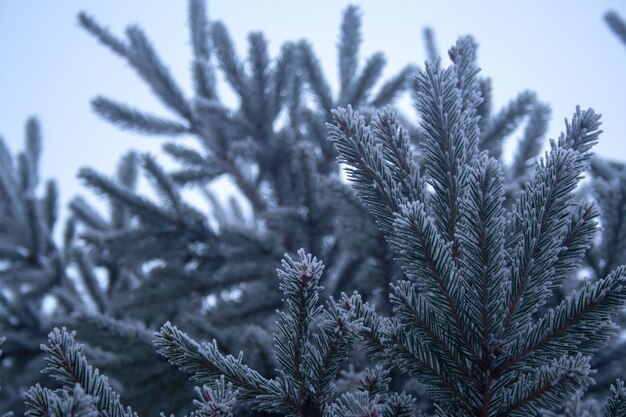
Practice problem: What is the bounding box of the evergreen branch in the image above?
[125,25,194,120]
[191,125,267,212]
[43,180,58,232]
[386,322,475,411]
[595,174,626,276]
[155,322,278,402]
[0,138,22,218]
[331,391,378,417]
[91,97,189,135]
[142,154,184,214]
[247,32,272,136]
[370,65,417,108]
[115,150,139,189]
[273,250,324,402]
[68,197,109,231]
[211,21,250,104]
[298,41,335,118]
[162,143,207,166]
[392,201,477,360]
[25,118,42,187]
[108,162,141,233]
[382,393,415,417]
[343,292,390,362]
[603,380,626,417]
[25,194,47,262]
[371,107,424,203]
[18,151,36,193]
[171,168,223,185]
[504,147,583,337]
[344,52,386,108]
[589,156,626,181]
[605,11,626,48]
[552,202,599,281]
[503,109,602,338]
[457,156,507,355]
[416,60,471,253]
[389,281,472,380]
[272,43,296,119]
[449,35,482,132]
[192,376,239,417]
[25,384,99,417]
[423,27,439,63]
[78,12,128,56]
[557,106,602,156]
[308,298,360,411]
[72,248,107,313]
[359,366,391,401]
[24,385,57,417]
[70,312,154,347]
[40,328,136,417]
[189,0,217,100]
[477,78,492,132]
[78,167,178,225]
[480,90,536,159]
[501,265,626,372]
[338,5,362,99]
[510,102,551,182]
[328,106,402,236]
[494,354,593,417]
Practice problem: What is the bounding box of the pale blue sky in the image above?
[1,1,625,211]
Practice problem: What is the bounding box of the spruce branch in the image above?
[501,265,626,372]
[155,322,278,403]
[298,40,334,119]
[271,43,296,119]
[188,0,217,100]
[423,27,439,63]
[371,107,424,204]
[503,108,602,339]
[603,380,626,417]
[247,32,273,140]
[510,102,551,182]
[211,21,250,105]
[343,52,386,108]
[592,174,626,277]
[24,384,99,417]
[494,354,593,417]
[192,376,239,417]
[39,328,136,417]
[141,154,185,215]
[77,167,179,225]
[91,97,189,135]
[480,90,536,159]
[328,106,404,237]
[77,12,128,57]
[125,25,193,120]
[552,202,599,281]
[338,5,362,99]
[389,281,471,381]
[370,65,417,109]
[457,156,507,354]
[416,59,474,252]
[605,11,626,49]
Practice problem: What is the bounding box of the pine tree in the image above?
[2,2,414,415]
[25,33,626,417]
[322,38,626,415]
[0,119,79,413]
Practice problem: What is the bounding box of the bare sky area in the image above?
[1,1,625,213]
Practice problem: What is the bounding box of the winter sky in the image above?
[1,1,625,215]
